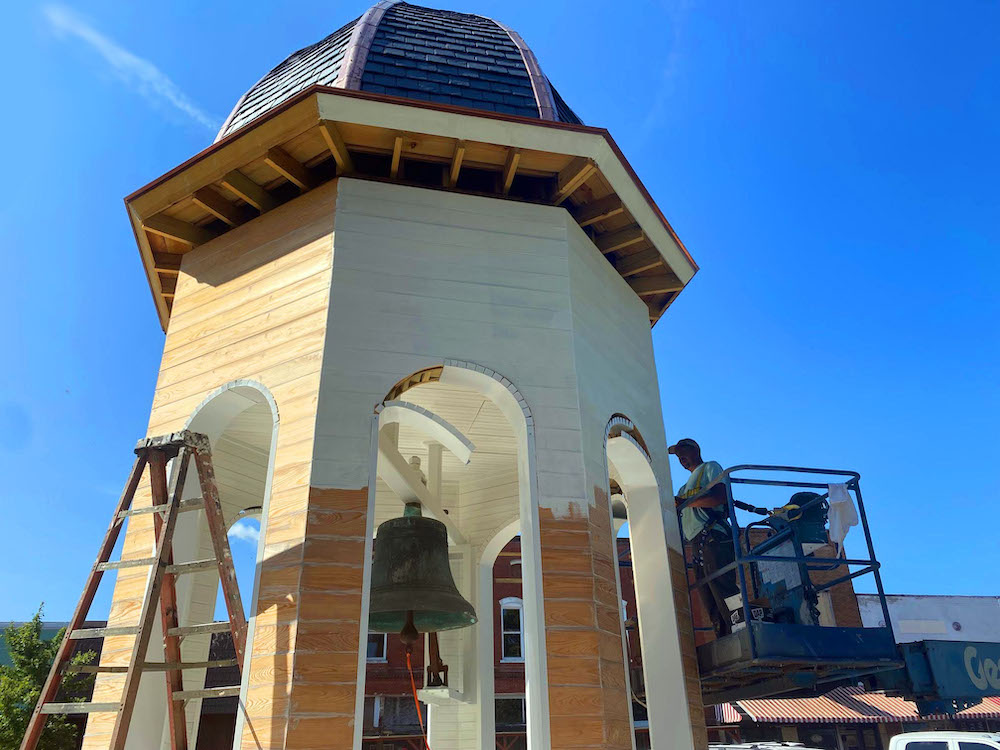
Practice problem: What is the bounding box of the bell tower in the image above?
[84,3,706,749]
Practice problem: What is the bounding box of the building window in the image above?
[495,696,526,729]
[367,632,387,661]
[500,597,524,662]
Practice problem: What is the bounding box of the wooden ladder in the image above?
[20,430,248,750]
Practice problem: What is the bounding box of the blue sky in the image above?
[0,1,997,621]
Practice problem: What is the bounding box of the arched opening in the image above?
[359,362,546,750]
[173,383,278,749]
[606,416,695,750]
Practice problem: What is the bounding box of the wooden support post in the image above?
[144,215,219,247]
[572,195,624,227]
[552,156,597,204]
[192,186,252,227]
[502,148,521,196]
[447,140,466,188]
[265,147,314,190]
[319,120,354,174]
[220,170,277,212]
[390,135,403,179]
[595,225,645,254]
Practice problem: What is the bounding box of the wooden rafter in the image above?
[616,248,663,277]
[628,273,683,297]
[446,140,466,188]
[552,157,596,204]
[502,148,521,196]
[265,147,313,190]
[390,135,403,179]
[192,187,250,227]
[144,215,218,247]
[219,171,276,212]
[596,225,645,254]
[573,195,624,227]
[151,252,182,276]
[319,120,354,174]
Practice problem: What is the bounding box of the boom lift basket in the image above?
[677,465,902,705]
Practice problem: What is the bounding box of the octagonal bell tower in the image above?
[85,3,706,749]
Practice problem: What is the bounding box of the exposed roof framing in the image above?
[125,86,697,330]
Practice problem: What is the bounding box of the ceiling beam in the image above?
[390,135,403,179]
[552,157,597,204]
[219,170,277,212]
[572,195,624,227]
[319,120,354,174]
[144,215,219,247]
[192,186,251,227]
[502,148,521,196]
[596,225,645,254]
[446,140,466,188]
[628,273,684,297]
[265,147,314,190]
[151,251,182,276]
[377,430,467,545]
[615,247,662,277]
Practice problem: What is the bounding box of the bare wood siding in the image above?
[82,181,337,750]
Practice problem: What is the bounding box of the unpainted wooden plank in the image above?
[595,225,645,254]
[628,273,684,297]
[616,247,662,277]
[265,147,314,190]
[552,157,597,204]
[192,187,252,227]
[318,120,355,174]
[219,170,277,212]
[447,140,466,187]
[144,215,218,247]
[390,134,403,179]
[572,195,624,227]
[502,148,521,196]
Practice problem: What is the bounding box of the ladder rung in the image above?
[96,557,157,571]
[166,559,218,575]
[144,658,238,672]
[118,498,203,519]
[63,664,128,674]
[72,626,140,639]
[172,686,241,701]
[41,702,120,714]
[167,622,231,637]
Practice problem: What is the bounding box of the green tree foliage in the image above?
[0,606,94,750]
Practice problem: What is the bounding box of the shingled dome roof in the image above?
[217,1,582,141]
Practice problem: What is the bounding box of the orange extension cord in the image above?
[406,651,431,750]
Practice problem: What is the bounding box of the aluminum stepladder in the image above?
[20,430,248,750]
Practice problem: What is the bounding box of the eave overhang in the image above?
[125,85,698,331]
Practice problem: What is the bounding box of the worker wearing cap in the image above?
[669,438,739,636]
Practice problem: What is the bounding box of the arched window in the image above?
[499,596,524,663]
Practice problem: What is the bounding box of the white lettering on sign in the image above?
[964,646,1000,691]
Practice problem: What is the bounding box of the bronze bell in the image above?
[369,503,477,637]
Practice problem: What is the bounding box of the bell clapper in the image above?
[400,609,419,655]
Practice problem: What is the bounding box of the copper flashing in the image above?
[491,20,558,121]
[337,0,402,90]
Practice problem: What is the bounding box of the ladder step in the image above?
[41,702,120,714]
[172,686,241,701]
[65,658,238,674]
[166,559,218,575]
[167,622,231,637]
[118,498,203,519]
[71,626,140,639]
[96,557,157,571]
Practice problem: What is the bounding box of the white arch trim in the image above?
[376,400,476,464]
[606,433,696,750]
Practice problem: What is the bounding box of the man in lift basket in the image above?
[671,438,740,636]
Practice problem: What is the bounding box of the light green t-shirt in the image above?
[677,460,724,541]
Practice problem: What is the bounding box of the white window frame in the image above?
[500,596,525,663]
[366,632,388,662]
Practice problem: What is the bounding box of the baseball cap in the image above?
[667,438,700,455]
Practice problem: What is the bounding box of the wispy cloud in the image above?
[636,0,693,145]
[42,4,217,131]
[228,519,260,545]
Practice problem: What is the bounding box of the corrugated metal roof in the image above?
[719,688,1000,724]
[217,2,582,140]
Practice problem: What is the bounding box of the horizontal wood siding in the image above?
[82,182,337,750]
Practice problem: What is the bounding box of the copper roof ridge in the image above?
[336,0,402,91]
